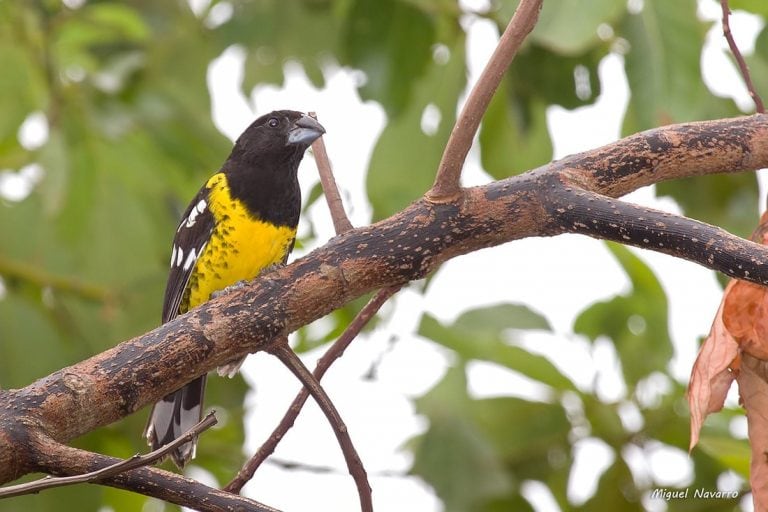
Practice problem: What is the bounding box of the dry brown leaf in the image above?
[689,211,768,511]
[688,213,768,450]
[737,355,768,512]
[723,280,768,359]
[688,282,740,450]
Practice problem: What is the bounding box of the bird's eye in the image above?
[267,117,279,128]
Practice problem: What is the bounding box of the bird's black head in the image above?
[222,110,325,225]
[233,110,325,160]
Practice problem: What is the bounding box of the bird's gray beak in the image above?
[287,114,325,146]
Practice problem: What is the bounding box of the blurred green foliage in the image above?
[0,0,761,510]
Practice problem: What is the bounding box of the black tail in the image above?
[144,375,207,468]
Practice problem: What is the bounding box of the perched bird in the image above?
[145,110,325,467]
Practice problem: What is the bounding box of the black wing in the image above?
[162,183,216,323]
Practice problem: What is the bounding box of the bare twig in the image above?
[225,285,401,494]
[428,0,543,201]
[721,0,765,113]
[267,340,372,512]
[0,413,217,499]
[309,112,354,233]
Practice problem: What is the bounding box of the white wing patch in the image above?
[180,199,208,230]
[170,245,177,266]
[175,247,184,267]
[183,247,198,271]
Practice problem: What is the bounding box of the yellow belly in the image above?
[182,173,296,311]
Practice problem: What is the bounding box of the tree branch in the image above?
[4,114,768,501]
[32,436,280,512]
[428,0,542,201]
[0,412,218,499]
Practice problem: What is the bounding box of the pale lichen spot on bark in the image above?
[202,320,228,345]
[63,373,87,394]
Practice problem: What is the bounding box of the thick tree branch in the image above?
[549,185,766,280]
[428,0,542,201]
[3,114,768,498]
[0,412,217,499]
[32,436,279,511]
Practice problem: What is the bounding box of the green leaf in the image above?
[366,30,466,219]
[37,128,70,216]
[0,45,45,146]
[449,303,551,332]
[469,397,571,477]
[419,305,579,391]
[482,495,535,512]
[52,3,149,75]
[412,366,513,511]
[0,483,102,512]
[342,0,436,116]
[619,0,740,133]
[480,42,610,178]
[729,0,768,16]
[509,43,605,109]
[221,0,341,90]
[696,435,751,478]
[0,296,69,387]
[529,0,626,55]
[642,388,694,450]
[413,414,513,512]
[581,394,626,445]
[82,3,150,41]
[416,361,472,414]
[479,87,552,179]
[574,243,671,387]
[575,459,643,511]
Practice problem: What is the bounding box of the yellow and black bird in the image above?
[145,110,325,467]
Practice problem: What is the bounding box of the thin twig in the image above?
[428,0,543,201]
[225,285,401,494]
[267,340,373,512]
[309,112,354,233]
[721,0,765,113]
[0,413,217,499]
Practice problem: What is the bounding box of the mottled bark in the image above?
[3,114,768,507]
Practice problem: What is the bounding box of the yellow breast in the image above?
[183,173,296,310]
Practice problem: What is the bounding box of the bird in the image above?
[144,110,325,468]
